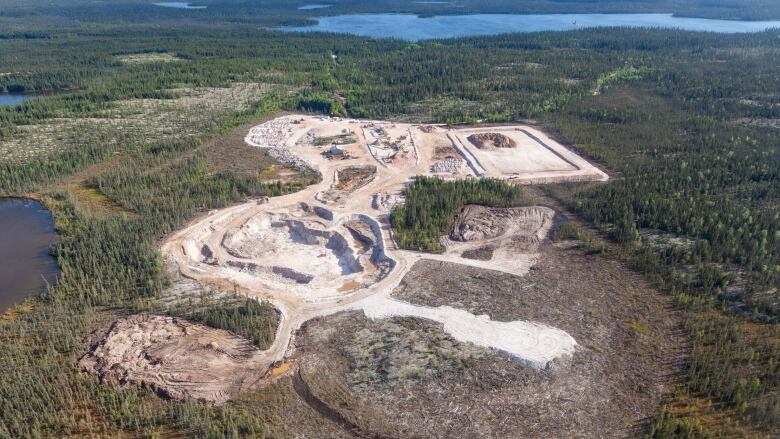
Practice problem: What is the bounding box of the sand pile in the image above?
[79,314,267,403]
[467,133,516,150]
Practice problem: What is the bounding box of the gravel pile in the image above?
[268,145,318,175]
[431,158,464,174]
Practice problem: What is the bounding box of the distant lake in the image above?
[283,13,780,40]
[0,199,59,314]
[0,94,35,106]
[298,4,332,10]
[153,2,207,9]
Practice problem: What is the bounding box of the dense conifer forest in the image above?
[0,1,777,436]
[391,177,530,252]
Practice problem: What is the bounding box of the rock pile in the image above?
[431,158,464,174]
[268,145,318,175]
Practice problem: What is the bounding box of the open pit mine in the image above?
[82,115,608,403]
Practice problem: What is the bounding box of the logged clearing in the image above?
[115,52,182,64]
[0,83,279,161]
[288,241,680,438]
[291,246,680,437]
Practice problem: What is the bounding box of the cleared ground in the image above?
[0,83,279,161]
[453,126,606,182]
[80,314,270,404]
[293,239,681,438]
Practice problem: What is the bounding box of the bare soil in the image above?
[460,244,496,260]
[433,144,460,160]
[336,165,377,192]
[80,314,270,404]
[291,241,682,438]
[467,132,517,149]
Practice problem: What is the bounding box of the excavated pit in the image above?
[222,215,363,281]
[317,165,377,205]
[185,207,394,297]
[440,205,556,275]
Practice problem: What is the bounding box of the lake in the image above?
[0,94,36,106]
[153,2,207,9]
[0,199,59,314]
[298,4,332,10]
[282,13,780,40]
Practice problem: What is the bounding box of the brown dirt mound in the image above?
[79,314,268,404]
[467,132,517,149]
[450,205,551,242]
[433,144,459,160]
[336,165,377,192]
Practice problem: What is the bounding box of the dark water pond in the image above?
[0,199,59,313]
[153,2,206,9]
[0,94,36,106]
[282,13,780,40]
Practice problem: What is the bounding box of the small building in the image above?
[329,144,345,156]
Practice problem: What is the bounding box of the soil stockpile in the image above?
[467,132,517,149]
[450,205,552,243]
[336,165,376,192]
[80,314,268,404]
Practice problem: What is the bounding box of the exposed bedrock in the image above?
[226,260,316,284]
[313,206,334,221]
[450,205,554,242]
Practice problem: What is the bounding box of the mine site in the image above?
[80,115,677,437]
[5,4,778,437]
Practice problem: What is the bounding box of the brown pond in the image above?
[0,198,59,313]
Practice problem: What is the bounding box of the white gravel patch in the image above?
[356,296,577,369]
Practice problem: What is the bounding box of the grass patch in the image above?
[553,221,607,255]
[313,134,356,146]
[0,302,34,325]
[116,52,182,64]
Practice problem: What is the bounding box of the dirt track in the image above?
[154,115,610,400]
